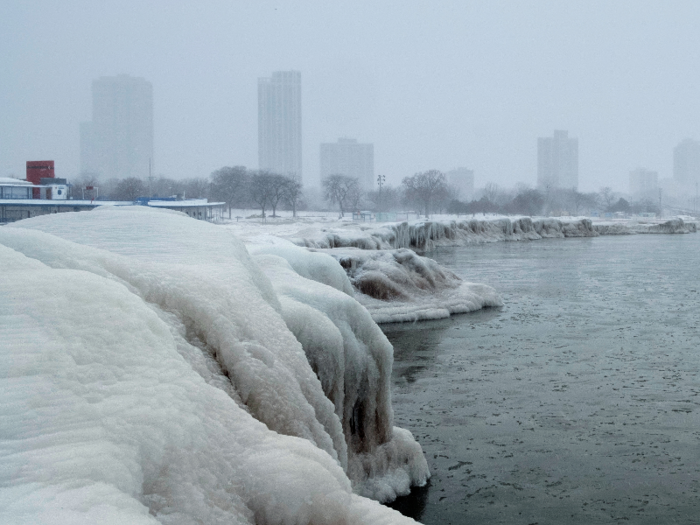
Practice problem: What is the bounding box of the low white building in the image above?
[0,178,225,224]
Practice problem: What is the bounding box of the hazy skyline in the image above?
[3,1,700,192]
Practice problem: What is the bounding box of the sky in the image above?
[2,0,700,192]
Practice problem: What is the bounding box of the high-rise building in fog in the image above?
[80,75,153,180]
[319,138,374,189]
[537,130,578,190]
[258,71,302,182]
[673,138,700,186]
[629,168,658,200]
[446,167,474,200]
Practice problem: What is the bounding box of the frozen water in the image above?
[1,208,426,524]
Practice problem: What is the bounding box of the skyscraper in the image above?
[319,138,374,189]
[80,75,153,179]
[629,168,658,200]
[673,138,700,186]
[258,71,302,182]
[446,167,474,200]
[537,130,578,190]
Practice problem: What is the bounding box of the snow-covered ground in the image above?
[1,208,428,524]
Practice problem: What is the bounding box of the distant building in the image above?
[629,168,658,200]
[319,138,374,189]
[0,174,224,224]
[537,130,578,190]
[446,168,474,200]
[673,138,700,187]
[80,75,154,179]
[258,71,302,182]
[26,160,55,198]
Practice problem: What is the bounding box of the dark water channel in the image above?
[383,235,700,524]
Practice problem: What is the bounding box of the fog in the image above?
[2,1,700,191]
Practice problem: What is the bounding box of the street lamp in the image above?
[377,174,386,212]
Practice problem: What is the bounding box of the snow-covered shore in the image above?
[226,214,695,252]
[1,208,427,524]
[3,209,693,523]
[225,215,694,323]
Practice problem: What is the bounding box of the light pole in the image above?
[377,174,385,212]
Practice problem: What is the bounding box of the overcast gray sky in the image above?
[2,1,700,191]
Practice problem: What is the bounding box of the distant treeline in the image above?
[73,168,658,219]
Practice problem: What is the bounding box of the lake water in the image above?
[383,234,700,524]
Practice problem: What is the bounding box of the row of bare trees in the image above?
[75,168,303,219]
[77,167,650,220]
[447,184,659,217]
[322,170,450,218]
[210,167,302,219]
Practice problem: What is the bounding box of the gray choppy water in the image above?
[383,235,700,524]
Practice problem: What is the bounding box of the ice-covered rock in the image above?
[1,208,425,524]
[319,247,502,323]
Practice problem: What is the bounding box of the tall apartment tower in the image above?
[446,167,475,200]
[319,138,374,189]
[629,168,658,200]
[258,71,302,182]
[537,130,578,190]
[673,138,700,186]
[80,75,153,179]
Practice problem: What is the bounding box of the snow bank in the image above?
[1,208,424,524]
[592,218,697,235]
[290,217,598,252]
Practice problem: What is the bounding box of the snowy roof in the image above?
[0,177,32,186]
[146,199,226,208]
[0,200,130,207]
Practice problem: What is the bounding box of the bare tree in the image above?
[183,177,210,199]
[265,173,292,217]
[599,186,617,211]
[482,182,501,204]
[323,174,360,217]
[282,177,303,217]
[401,169,447,218]
[70,173,100,200]
[150,176,184,199]
[249,171,277,218]
[365,185,402,212]
[508,188,545,216]
[211,166,249,219]
[113,177,146,201]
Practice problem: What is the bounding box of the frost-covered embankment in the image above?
[592,218,697,235]
[1,208,427,525]
[292,217,598,252]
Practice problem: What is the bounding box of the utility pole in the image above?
[148,158,153,197]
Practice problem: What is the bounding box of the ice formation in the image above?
[290,216,599,252]
[1,208,426,524]
[592,217,697,235]
[319,247,502,323]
